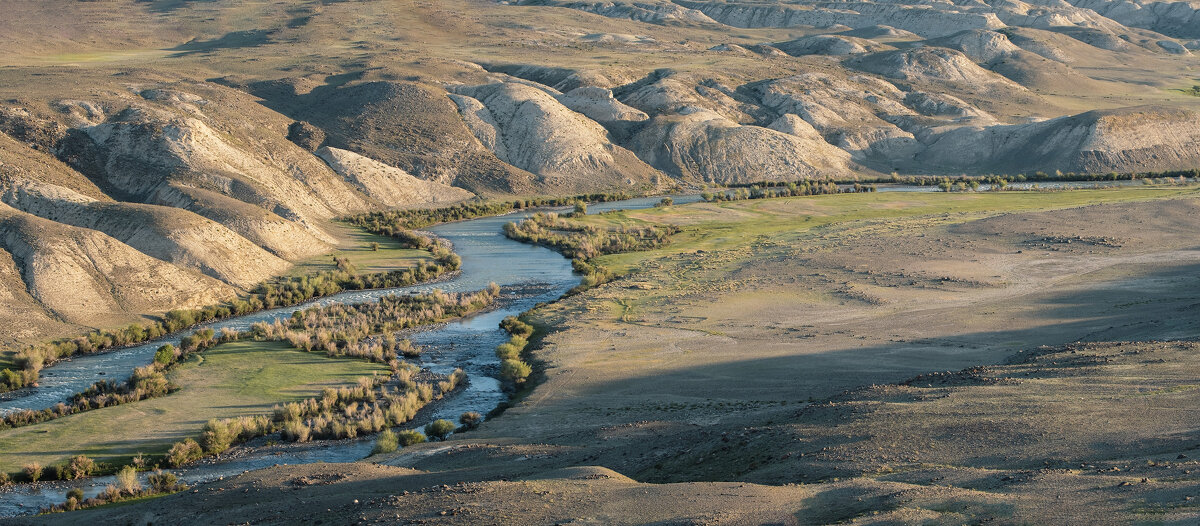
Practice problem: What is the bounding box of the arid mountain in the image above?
[0,0,1197,343]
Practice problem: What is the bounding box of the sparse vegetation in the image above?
[0,231,463,395]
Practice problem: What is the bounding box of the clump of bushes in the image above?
[250,285,500,363]
[372,428,399,454]
[504,212,679,260]
[43,468,186,514]
[496,316,535,387]
[0,328,228,431]
[165,367,466,468]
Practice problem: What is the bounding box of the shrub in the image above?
[153,344,176,366]
[424,419,456,441]
[459,411,483,430]
[22,463,42,483]
[372,429,398,455]
[501,359,532,384]
[200,419,235,454]
[397,430,426,447]
[166,439,203,468]
[66,488,84,502]
[116,465,141,494]
[148,470,180,493]
[66,455,95,479]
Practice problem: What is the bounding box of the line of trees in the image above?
[165,366,466,468]
[0,328,226,430]
[1,236,462,394]
[496,316,535,388]
[249,285,500,363]
[503,212,680,260]
[345,192,636,232]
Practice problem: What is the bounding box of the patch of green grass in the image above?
[287,221,433,277]
[0,340,385,473]
[588,186,1200,274]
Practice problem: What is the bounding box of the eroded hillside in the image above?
[0,0,1197,344]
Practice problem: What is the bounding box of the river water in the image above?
[0,194,700,516]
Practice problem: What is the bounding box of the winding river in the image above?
[0,194,700,516]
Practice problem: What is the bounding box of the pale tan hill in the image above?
[917,105,1200,174]
[0,202,234,328]
[242,79,539,195]
[450,81,661,191]
[629,108,860,183]
[315,146,476,207]
[0,177,289,289]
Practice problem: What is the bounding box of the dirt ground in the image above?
[34,192,1200,524]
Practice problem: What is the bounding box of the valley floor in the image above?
[37,185,1200,524]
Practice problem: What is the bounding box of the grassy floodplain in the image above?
[284,222,435,277]
[0,341,385,472]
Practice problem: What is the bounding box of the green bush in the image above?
[166,438,203,468]
[459,411,483,430]
[148,470,180,493]
[397,430,426,447]
[372,429,398,455]
[22,462,42,483]
[501,359,532,384]
[66,455,95,479]
[116,465,141,494]
[153,344,176,366]
[424,419,456,441]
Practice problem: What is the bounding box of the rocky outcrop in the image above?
[511,0,716,25]
[449,81,659,190]
[917,106,1200,174]
[849,47,1028,93]
[674,0,1004,38]
[0,176,289,289]
[1063,0,1200,39]
[773,35,885,56]
[628,109,857,183]
[0,202,234,326]
[315,146,475,207]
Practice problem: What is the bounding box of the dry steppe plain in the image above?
[45,187,1200,524]
[2,0,1200,523]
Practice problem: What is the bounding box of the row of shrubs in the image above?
[370,410,486,455]
[503,212,680,260]
[0,238,462,394]
[496,316,535,387]
[345,192,636,232]
[164,367,466,468]
[702,181,873,203]
[249,285,500,362]
[721,169,1200,191]
[41,466,186,514]
[0,329,225,430]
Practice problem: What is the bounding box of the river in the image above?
[0,194,700,516]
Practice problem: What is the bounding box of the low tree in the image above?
[66,455,95,479]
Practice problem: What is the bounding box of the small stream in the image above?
[0,194,701,516]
